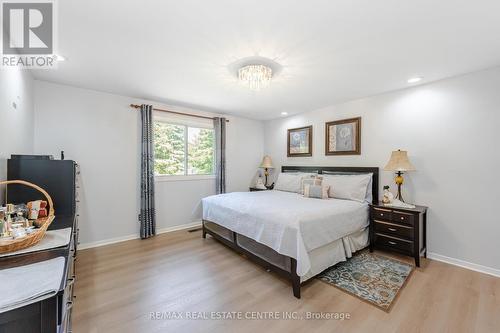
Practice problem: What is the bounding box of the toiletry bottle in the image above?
[6,214,13,236]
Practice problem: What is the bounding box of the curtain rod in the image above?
[129,104,229,122]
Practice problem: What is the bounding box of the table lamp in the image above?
[383,150,415,203]
[259,155,274,188]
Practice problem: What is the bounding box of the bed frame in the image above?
[202,165,379,298]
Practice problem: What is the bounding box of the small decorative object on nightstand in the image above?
[382,185,394,204]
[254,174,267,190]
[369,202,428,267]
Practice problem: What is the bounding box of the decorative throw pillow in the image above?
[300,176,322,194]
[303,184,330,199]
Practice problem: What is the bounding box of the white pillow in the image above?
[321,173,372,202]
[274,172,317,193]
[274,173,303,193]
[365,176,373,203]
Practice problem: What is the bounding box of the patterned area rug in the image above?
[317,250,413,311]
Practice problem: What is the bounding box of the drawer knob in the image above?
[380,213,384,216]
[388,241,397,245]
[388,227,397,232]
[401,217,404,220]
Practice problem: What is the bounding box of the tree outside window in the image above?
[154,121,214,176]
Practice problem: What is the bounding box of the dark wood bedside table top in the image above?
[370,201,428,213]
[249,187,268,191]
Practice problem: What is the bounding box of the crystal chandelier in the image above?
[238,64,273,91]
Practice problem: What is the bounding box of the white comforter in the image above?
[202,190,369,276]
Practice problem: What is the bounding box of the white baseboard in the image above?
[427,252,500,278]
[156,221,202,234]
[78,221,202,250]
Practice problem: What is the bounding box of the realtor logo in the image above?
[1,0,57,68]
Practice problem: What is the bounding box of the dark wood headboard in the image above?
[281,165,379,204]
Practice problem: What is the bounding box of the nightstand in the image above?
[249,187,268,192]
[369,202,428,267]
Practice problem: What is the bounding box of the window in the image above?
[154,120,215,177]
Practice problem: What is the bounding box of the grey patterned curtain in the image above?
[139,104,156,239]
[214,117,226,194]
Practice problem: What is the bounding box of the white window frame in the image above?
[153,112,216,182]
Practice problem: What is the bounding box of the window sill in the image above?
[155,175,216,182]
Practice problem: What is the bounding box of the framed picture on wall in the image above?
[287,125,312,157]
[325,117,361,155]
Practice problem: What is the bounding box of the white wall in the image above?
[33,81,264,245]
[0,68,34,200]
[264,67,500,271]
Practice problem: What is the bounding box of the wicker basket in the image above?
[0,180,55,254]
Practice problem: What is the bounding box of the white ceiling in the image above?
[33,0,500,120]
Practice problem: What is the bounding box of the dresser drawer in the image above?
[373,220,413,239]
[371,207,392,221]
[374,233,413,255]
[392,211,414,226]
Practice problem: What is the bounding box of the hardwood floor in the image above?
[73,229,500,333]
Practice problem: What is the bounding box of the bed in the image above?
[202,166,379,298]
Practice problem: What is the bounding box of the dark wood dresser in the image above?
[1,157,80,332]
[369,202,428,267]
[0,215,79,333]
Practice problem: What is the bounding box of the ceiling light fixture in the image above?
[407,77,422,83]
[238,64,273,91]
[281,112,288,116]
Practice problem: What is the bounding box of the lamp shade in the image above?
[383,150,416,172]
[260,155,274,169]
